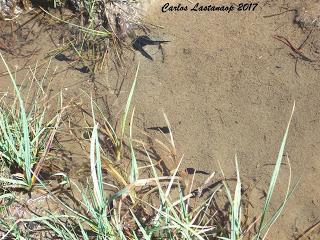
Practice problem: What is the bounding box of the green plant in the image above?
[0,53,62,190]
[0,59,298,239]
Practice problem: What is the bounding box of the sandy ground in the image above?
[0,0,320,238]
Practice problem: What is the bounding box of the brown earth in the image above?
[0,0,320,239]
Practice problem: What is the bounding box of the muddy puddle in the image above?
[0,0,320,238]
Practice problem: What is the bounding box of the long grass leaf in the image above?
[120,62,140,137]
[255,102,295,239]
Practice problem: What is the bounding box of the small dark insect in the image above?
[55,53,72,62]
[132,35,170,60]
[147,126,170,134]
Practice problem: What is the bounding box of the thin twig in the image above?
[273,35,314,62]
[296,220,320,240]
[298,30,313,50]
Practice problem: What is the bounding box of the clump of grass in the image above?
[0,101,298,239]
[38,100,296,239]
[19,69,296,239]
[0,59,299,238]
[34,123,216,239]
[70,63,140,194]
[0,53,62,190]
[43,123,118,239]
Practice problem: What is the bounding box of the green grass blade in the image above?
[255,102,295,239]
[231,154,241,240]
[90,123,104,210]
[129,107,138,184]
[131,210,151,240]
[120,62,140,137]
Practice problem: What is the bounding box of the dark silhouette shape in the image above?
[185,168,210,175]
[147,126,170,134]
[132,35,170,60]
[55,53,72,62]
[75,66,90,73]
